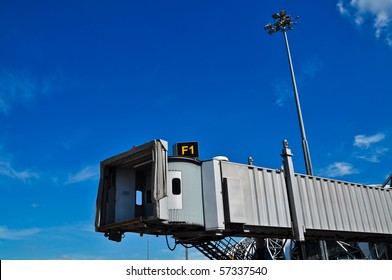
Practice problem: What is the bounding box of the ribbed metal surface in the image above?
[167,159,204,226]
[253,168,291,227]
[221,162,291,228]
[295,174,392,235]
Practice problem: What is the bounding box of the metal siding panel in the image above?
[294,173,392,236]
[250,168,263,225]
[242,170,256,225]
[256,169,268,224]
[297,176,312,228]
[341,181,357,231]
[365,187,384,233]
[273,171,290,227]
[357,185,370,232]
[220,162,291,229]
[350,184,362,231]
[264,170,278,226]
[358,185,371,232]
[334,181,349,231]
[373,189,387,232]
[378,189,392,232]
[309,177,320,228]
[329,181,343,231]
[321,179,336,230]
[380,190,392,231]
[315,178,329,229]
[388,191,392,231]
[369,189,385,233]
[222,163,256,225]
[115,167,136,223]
[168,160,204,226]
[202,160,225,231]
[225,177,247,223]
[258,168,291,227]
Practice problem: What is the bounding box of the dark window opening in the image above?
[172,178,181,195]
[146,190,152,204]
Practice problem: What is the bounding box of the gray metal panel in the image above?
[202,159,225,231]
[251,167,291,228]
[220,161,291,228]
[166,159,204,226]
[295,174,392,235]
[114,167,136,222]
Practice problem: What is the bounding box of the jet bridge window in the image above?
[136,190,143,206]
[172,178,181,195]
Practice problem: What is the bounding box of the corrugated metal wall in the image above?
[167,159,204,226]
[221,162,291,229]
[295,174,392,235]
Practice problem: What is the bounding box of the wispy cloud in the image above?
[272,57,322,106]
[273,78,291,107]
[0,69,55,115]
[353,132,389,162]
[355,147,389,162]
[337,0,392,47]
[354,132,385,148]
[0,226,40,240]
[301,57,323,79]
[319,162,358,177]
[65,165,99,185]
[0,160,39,182]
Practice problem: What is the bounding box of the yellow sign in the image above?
[175,142,199,158]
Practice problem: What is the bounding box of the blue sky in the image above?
[0,0,391,260]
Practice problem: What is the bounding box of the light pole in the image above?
[264,10,313,176]
[264,10,328,260]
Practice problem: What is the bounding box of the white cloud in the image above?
[0,69,56,115]
[301,57,323,79]
[353,132,389,162]
[355,146,389,162]
[31,203,39,208]
[65,165,99,185]
[0,160,39,182]
[337,0,392,47]
[273,78,291,107]
[273,57,322,106]
[337,1,349,16]
[0,226,40,240]
[0,70,36,115]
[354,132,385,148]
[319,162,358,177]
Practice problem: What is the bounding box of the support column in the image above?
[281,140,307,259]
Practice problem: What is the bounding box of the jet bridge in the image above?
[95,139,392,245]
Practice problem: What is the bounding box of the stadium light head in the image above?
[264,10,299,35]
[264,23,272,30]
[268,27,277,35]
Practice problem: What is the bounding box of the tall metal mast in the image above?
[264,10,329,260]
[264,10,313,176]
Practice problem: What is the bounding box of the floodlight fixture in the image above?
[265,9,300,36]
[264,23,272,30]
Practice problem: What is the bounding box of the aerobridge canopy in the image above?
[95,140,169,240]
[95,139,392,243]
